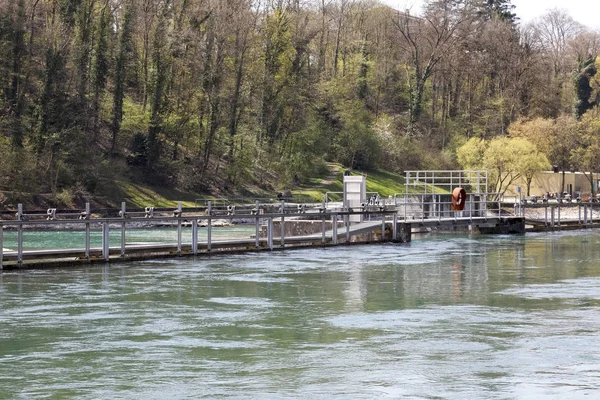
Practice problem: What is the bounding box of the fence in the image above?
[1,201,398,268]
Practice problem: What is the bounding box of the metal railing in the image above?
[324,191,382,208]
[392,193,504,222]
[0,201,398,268]
[517,201,599,227]
[405,170,488,195]
[195,193,315,208]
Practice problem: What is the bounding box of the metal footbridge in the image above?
[1,170,527,269]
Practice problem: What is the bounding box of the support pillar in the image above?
[0,225,3,270]
[332,214,338,245]
[192,220,198,256]
[102,222,110,262]
[268,218,274,250]
[17,204,23,265]
[207,202,212,252]
[177,202,182,256]
[85,203,90,261]
[397,223,412,243]
[280,201,285,247]
[120,202,126,258]
[255,201,260,249]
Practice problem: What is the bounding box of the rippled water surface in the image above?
[2,231,600,399]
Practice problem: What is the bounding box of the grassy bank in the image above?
[1,165,447,211]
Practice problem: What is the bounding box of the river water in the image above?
[1,231,600,399]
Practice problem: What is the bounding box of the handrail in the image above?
[0,201,400,268]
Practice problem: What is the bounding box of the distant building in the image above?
[508,171,600,198]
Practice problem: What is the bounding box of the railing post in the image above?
[280,200,285,247]
[558,205,561,227]
[102,221,110,262]
[521,196,524,217]
[85,202,90,261]
[579,204,582,224]
[120,202,126,258]
[0,224,3,270]
[404,195,407,221]
[192,219,198,255]
[545,205,548,227]
[17,203,23,266]
[584,205,588,226]
[551,206,555,227]
[469,194,473,222]
[322,214,326,245]
[255,201,260,249]
[381,213,386,241]
[332,214,338,245]
[207,201,212,252]
[393,214,398,241]
[345,213,350,243]
[268,217,274,250]
[177,202,182,256]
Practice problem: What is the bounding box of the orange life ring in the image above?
[452,187,466,211]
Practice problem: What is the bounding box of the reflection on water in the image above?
[1,231,600,398]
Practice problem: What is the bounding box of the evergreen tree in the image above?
[478,0,517,23]
[36,48,66,155]
[111,0,134,155]
[7,0,26,148]
[574,55,598,119]
[147,0,172,169]
[261,7,295,145]
[92,3,110,141]
[74,0,93,102]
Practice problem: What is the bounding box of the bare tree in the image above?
[393,0,474,135]
[532,8,582,77]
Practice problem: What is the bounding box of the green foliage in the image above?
[292,166,408,202]
[114,180,199,208]
[0,137,38,194]
[456,137,487,171]
[457,136,549,197]
[279,117,328,185]
[262,7,296,144]
[120,97,150,148]
[58,0,82,27]
[509,116,580,173]
[92,7,109,93]
[569,109,600,192]
[0,0,595,207]
[335,100,379,169]
[479,0,517,23]
[112,0,135,154]
[53,188,74,207]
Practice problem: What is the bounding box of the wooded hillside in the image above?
[1,0,599,205]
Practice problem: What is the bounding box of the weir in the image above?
[0,203,521,269]
[0,170,529,269]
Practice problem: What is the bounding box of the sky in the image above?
[388,0,600,29]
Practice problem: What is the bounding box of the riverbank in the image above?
[0,166,409,212]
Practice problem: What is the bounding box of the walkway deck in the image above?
[0,214,523,269]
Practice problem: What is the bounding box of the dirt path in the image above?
[317,163,342,186]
